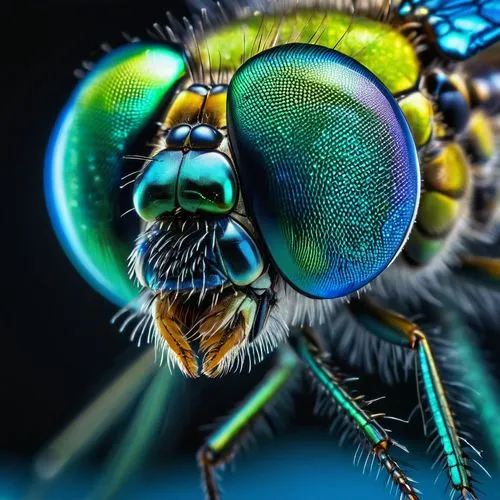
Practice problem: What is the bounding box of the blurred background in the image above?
[3,1,500,499]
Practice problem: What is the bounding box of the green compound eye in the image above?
[45,44,185,305]
[133,149,238,220]
[228,44,420,299]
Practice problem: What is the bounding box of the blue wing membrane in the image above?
[399,0,500,60]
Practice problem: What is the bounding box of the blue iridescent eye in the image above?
[228,44,420,299]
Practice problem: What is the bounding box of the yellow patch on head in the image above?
[198,10,420,95]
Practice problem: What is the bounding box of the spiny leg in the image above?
[445,307,500,469]
[291,328,420,500]
[348,298,478,499]
[198,348,298,500]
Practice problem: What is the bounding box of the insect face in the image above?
[43,1,500,498]
[130,83,274,377]
[132,87,238,219]
[128,44,423,376]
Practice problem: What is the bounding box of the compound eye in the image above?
[228,43,420,299]
[45,43,185,305]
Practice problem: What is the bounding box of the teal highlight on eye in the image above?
[228,43,420,299]
[133,150,238,220]
[133,150,182,221]
[45,43,185,306]
[217,218,264,287]
[178,151,238,214]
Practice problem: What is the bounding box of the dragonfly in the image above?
[41,0,500,498]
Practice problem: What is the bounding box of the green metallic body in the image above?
[42,4,500,499]
[47,8,481,304]
[200,10,420,95]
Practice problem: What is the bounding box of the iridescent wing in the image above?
[399,0,500,60]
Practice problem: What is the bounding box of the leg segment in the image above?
[452,255,500,291]
[291,328,420,500]
[198,348,297,500]
[348,298,477,499]
[446,308,500,468]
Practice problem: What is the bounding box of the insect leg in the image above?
[291,328,420,500]
[445,308,500,468]
[198,348,298,500]
[451,255,500,292]
[348,298,477,499]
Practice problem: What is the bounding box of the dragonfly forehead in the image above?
[197,9,420,95]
